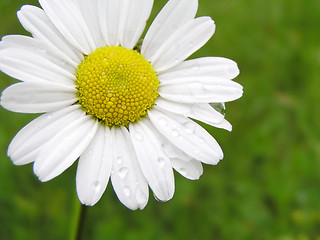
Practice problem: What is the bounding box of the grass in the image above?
[0,0,319,239]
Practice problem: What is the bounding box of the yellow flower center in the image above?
[76,46,159,127]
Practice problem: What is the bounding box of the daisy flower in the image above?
[0,0,242,210]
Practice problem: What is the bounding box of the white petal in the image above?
[0,35,77,75]
[129,118,175,202]
[39,0,96,54]
[17,5,83,68]
[148,108,223,165]
[156,98,232,131]
[0,48,75,85]
[155,97,224,124]
[8,105,81,165]
[158,57,240,82]
[142,0,198,60]
[33,114,98,182]
[76,125,112,206]
[150,17,215,72]
[118,0,153,49]
[144,122,203,180]
[171,158,203,180]
[111,126,149,210]
[159,77,243,103]
[98,0,121,46]
[0,82,77,113]
[76,0,105,48]
[210,118,233,132]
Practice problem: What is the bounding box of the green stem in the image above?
[69,198,88,240]
[75,205,87,240]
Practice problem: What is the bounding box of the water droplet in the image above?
[192,63,200,71]
[37,44,46,53]
[46,113,53,119]
[115,156,123,165]
[158,157,166,168]
[158,118,167,126]
[183,122,195,134]
[60,60,67,66]
[124,186,131,197]
[135,188,147,206]
[135,132,144,141]
[179,167,187,176]
[171,129,179,137]
[92,181,101,192]
[119,167,129,178]
[210,103,226,115]
[182,70,188,76]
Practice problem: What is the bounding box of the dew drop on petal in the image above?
[135,188,147,206]
[192,62,200,71]
[115,156,123,165]
[182,122,195,134]
[158,118,167,126]
[179,167,187,176]
[92,181,101,192]
[124,186,131,197]
[135,132,144,141]
[118,167,129,178]
[158,157,166,168]
[171,129,179,137]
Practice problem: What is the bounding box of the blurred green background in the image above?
[0,0,320,239]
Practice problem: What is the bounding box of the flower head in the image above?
[0,0,242,210]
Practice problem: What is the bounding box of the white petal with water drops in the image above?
[171,158,203,180]
[142,0,198,60]
[158,57,240,82]
[129,119,175,202]
[110,126,149,210]
[0,35,77,75]
[155,98,232,131]
[75,0,105,48]
[97,0,121,46]
[150,17,215,72]
[146,123,203,180]
[155,98,224,123]
[1,82,76,113]
[0,48,75,85]
[33,114,97,182]
[8,105,81,166]
[159,77,243,103]
[39,0,96,54]
[148,108,223,165]
[76,125,112,206]
[17,5,83,68]
[118,0,153,49]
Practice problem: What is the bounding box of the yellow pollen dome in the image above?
[76,46,159,127]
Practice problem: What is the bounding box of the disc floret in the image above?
[76,46,159,127]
